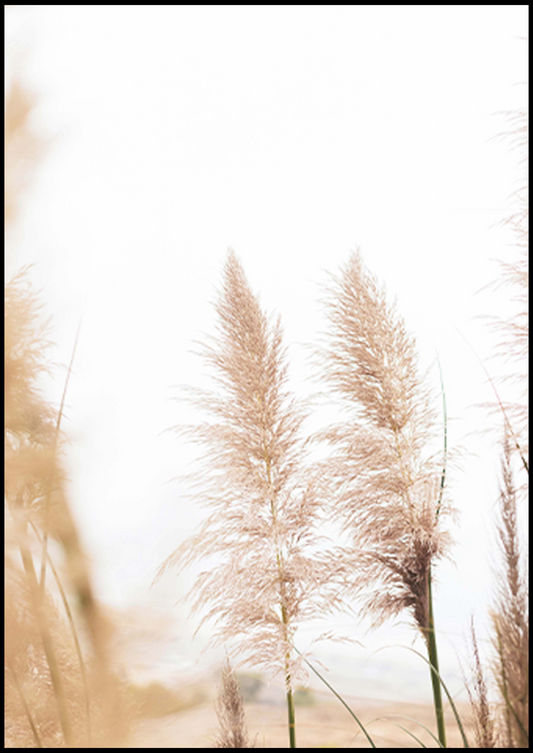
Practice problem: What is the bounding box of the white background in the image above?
[6,6,528,701]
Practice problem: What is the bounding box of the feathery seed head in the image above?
[319,251,452,638]
[159,251,341,683]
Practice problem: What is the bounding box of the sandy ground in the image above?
[131,696,474,748]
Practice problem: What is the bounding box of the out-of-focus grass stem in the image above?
[8,663,43,748]
[31,519,92,745]
[39,315,83,599]
[17,517,75,747]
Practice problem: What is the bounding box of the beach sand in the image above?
[132,695,474,748]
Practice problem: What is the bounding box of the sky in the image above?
[5,6,528,702]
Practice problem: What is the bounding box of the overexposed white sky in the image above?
[6,6,528,700]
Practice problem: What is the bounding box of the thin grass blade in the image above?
[367,716,429,747]
[374,713,444,748]
[292,646,376,748]
[39,314,84,597]
[376,644,470,748]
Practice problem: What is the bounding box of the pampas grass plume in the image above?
[318,250,451,638]
[214,660,255,748]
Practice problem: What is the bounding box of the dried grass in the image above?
[5,76,128,748]
[316,250,452,640]
[490,432,529,748]
[5,47,528,751]
[484,105,529,749]
[214,659,255,748]
[4,76,43,228]
[5,268,128,748]
[465,619,496,748]
[157,251,343,682]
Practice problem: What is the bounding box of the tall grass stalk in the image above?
[157,250,342,749]
[318,251,453,747]
[5,268,123,747]
[5,71,125,748]
[486,103,528,748]
[5,271,75,746]
[490,431,528,747]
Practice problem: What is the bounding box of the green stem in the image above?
[427,568,446,748]
[281,602,296,748]
[264,435,296,748]
[286,683,296,748]
[293,646,376,748]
